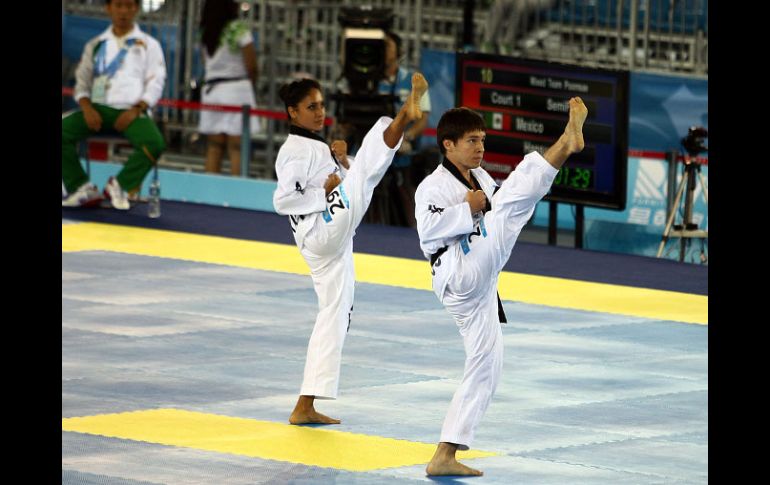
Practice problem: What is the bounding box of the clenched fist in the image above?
[330,140,349,169]
[465,190,487,214]
[324,173,341,196]
[82,105,103,132]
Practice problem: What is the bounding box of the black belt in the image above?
[204,76,249,94]
[429,246,507,323]
[429,246,447,267]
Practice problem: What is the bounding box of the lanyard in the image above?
[94,38,137,79]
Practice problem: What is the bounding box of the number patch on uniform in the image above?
[460,218,488,254]
[322,184,350,223]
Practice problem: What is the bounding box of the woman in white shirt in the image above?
[197,0,259,175]
[273,74,428,424]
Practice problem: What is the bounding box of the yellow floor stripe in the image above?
[62,409,495,471]
[62,222,707,324]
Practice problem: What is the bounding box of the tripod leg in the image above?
[656,171,689,258]
[698,171,708,205]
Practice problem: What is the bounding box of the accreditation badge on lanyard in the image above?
[92,38,136,104]
[91,76,109,104]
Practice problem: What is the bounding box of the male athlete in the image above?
[415,98,587,476]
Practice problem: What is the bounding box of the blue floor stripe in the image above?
[62,202,707,295]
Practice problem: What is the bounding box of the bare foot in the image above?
[564,96,588,154]
[289,408,341,425]
[405,72,429,122]
[426,457,483,477]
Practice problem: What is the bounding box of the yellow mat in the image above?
[62,222,707,324]
[62,409,495,471]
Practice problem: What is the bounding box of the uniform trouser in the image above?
[299,116,402,399]
[62,104,166,193]
[437,152,557,449]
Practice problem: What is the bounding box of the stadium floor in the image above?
[62,202,707,484]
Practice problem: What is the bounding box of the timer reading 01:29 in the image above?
[552,166,593,190]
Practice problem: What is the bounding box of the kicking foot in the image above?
[405,72,429,122]
[426,457,483,477]
[289,408,341,425]
[564,97,588,154]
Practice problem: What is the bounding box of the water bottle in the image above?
[148,179,161,218]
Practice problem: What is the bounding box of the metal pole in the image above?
[575,204,584,249]
[642,0,650,69]
[265,4,278,176]
[183,0,196,125]
[415,0,423,67]
[666,150,678,220]
[616,0,624,68]
[241,105,251,177]
[461,0,475,50]
[628,0,638,70]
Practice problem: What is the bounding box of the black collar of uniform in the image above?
[290,124,341,168]
[441,157,492,212]
[289,124,327,144]
[442,156,481,191]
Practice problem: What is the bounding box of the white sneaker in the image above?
[62,182,102,207]
[103,177,130,210]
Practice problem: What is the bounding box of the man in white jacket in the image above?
[416,98,587,476]
[62,0,166,210]
[273,74,428,425]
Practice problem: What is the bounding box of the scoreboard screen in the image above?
[457,53,629,210]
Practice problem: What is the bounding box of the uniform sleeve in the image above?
[273,146,327,216]
[74,38,99,103]
[494,152,559,214]
[415,182,474,249]
[339,155,354,179]
[141,38,167,108]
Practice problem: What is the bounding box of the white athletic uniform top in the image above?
[74,24,166,110]
[415,159,499,299]
[273,126,350,249]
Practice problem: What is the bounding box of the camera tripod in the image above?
[656,152,708,262]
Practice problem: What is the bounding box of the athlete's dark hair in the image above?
[436,107,486,155]
[199,0,240,57]
[278,78,322,117]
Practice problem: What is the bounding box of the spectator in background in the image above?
[62,0,166,210]
[374,31,432,226]
[379,31,432,165]
[197,0,260,176]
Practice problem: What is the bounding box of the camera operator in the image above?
[374,31,432,227]
[331,9,432,227]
